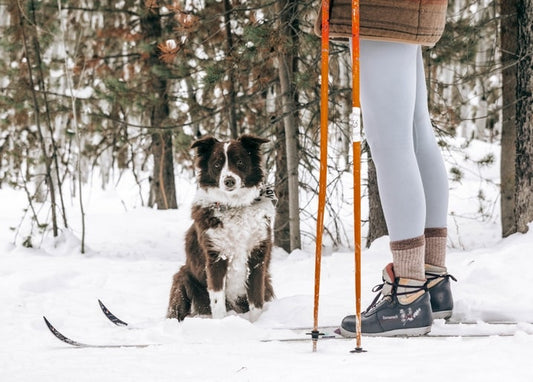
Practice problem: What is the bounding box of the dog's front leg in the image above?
[206,251,228,319]
[246,243,269,321]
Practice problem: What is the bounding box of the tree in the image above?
[8,0,70,240]
[514,0,533,233]
[500,0,518,237]
[222,0,239,139]
[140,1,177,210]
[275,0,302,251]
[499,0,533,236]
[366,147,388,247]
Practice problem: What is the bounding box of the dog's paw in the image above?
[248,305,262,322]
[209,290,227,319]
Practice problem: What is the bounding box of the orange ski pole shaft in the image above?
[352,1,363,353]
[312,0,330,352]
[351,0,365,353]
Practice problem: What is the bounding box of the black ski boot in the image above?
[340,263,433,337]
[425,264,456,320]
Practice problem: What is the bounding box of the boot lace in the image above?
[425,271,457,284]
[364,278,427,314]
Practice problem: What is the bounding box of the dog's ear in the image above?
[191,136,219,153]
[238,134,269,148]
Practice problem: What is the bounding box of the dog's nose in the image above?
[224,176,236,189]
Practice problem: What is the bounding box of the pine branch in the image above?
[157,40,181,64]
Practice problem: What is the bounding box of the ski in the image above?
[284,320,532,330]
[263,331,523,342]
[44,316,532,348]
[262,324,532,342]
[97,298,532,329]
[56,299,531,347]
[43,316,157,349]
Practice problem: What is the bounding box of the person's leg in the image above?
[412,46,449,268]
[359,40,425,281]
[412,46,454,319]
[340,40,432,337]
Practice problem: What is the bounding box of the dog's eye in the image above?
[214,161,222,170]
[236,159,244,168]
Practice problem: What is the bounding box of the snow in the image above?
[1,139,533,382]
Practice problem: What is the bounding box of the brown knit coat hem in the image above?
[314,1,448,47]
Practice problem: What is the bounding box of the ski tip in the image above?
[43,316,85,347]
[43,316,59,333]
[43,316,51,327]
[97,299,105,311]
[97,299,106,310]
[97,299,128,327]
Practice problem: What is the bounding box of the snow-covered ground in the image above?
[1,139,532,382]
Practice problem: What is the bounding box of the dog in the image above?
[167,134,275,322]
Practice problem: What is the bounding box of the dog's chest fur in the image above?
[204,197,274,301]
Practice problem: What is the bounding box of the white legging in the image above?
[358,40,449,241]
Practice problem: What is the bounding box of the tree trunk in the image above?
[140,1,177,210]
[276,0,301,251]
[151,131,177,209]
[366,145,388,247]
[223,0,239,139]
[500,0,518,237]
[274,121,291,252]
[515,1,533,233]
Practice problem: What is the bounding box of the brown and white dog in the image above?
[167,134,275,322]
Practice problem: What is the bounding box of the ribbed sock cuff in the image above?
[390,235,425,281]
[425,227,447,268]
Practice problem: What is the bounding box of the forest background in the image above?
[1,0,532,254]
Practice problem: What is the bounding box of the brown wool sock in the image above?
[390,235,425,281]
[424,227,447,268]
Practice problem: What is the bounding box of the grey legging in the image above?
[358,40,449,241]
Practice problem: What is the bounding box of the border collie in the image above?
[167,134,275,321]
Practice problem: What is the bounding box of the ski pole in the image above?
[350,0,365,353]
[311,0,330,353]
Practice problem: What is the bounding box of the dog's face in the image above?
[192,134,269,202]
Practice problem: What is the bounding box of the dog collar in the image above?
[210,186,277,211]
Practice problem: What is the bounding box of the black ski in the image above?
[43,316,156,349]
